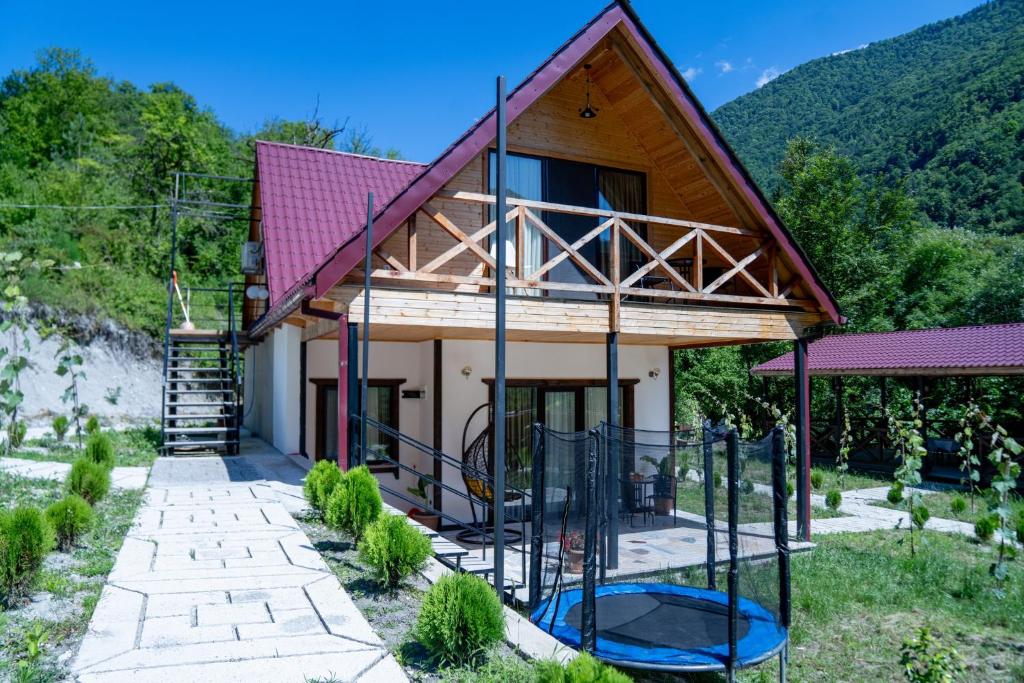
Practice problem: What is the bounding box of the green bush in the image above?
[325,465,381,542]
[52,415,69,443]
[712,471,723,489]
[786,480,794,499]
[1015,513,1024,546]
[911,505,930,531]
[45,495,95,551]
[535,653,632,682]
[0,507,55,598]
[85,432,116,469]
[416,572,505,665]
[304,460,343,515]
[67,457,111,504]
[974,514,998,542]
[85,415,100,436]
[359,514,432,588]
[887,481,904,505]
[825,488,842,511]
[950,494,967,517]
[9,420,27,449]
[810,469,824,490]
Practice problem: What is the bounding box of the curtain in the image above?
[489,153,543,295]
[366,386,393,462]
[598,168,646,276]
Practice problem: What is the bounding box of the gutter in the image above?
[247,282,309,340]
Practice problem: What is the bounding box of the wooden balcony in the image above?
[315,190,826,345]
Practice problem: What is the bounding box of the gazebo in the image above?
[751,322,1024,480]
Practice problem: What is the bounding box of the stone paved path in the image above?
[0,457,149,490]
[71,442,405,683]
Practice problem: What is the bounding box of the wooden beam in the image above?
[374,247,408,274]
[421,201,497,271]
[618,220,694,292]
[523,208,612,287]
[436,189,758,237]
[694,230,704,291]
[528,217,615,281]
[407,216,417,271]
[699,231,772,297]
[610,217,620,333]
[418,206,516,275]
[703,243,768,295]
[619,228,697,289]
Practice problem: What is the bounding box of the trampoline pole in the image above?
[702,419,716,590]
[780,644,788,683]
[529,424,545,611]
[726,428,740,682]
[581,429,599,653]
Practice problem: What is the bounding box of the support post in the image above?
[432,339,443,513]
[879,376,889,464]
[726,429,740,682]
[347,321,358,466]
[360,193,374,468]
[606,331,619,570]
[337,315,349,470]
[702,419,716,590]
[493,75,507,599]
[833,376,844,456]
[793,337,811,542]
[299,341,307,458]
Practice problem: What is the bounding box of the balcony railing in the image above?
[354,190,815,331]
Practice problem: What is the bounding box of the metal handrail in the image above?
[358,415,529,601]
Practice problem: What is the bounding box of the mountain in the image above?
[713,0,1024,235]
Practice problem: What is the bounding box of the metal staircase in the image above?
[162,331,240,454]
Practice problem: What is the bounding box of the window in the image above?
[314,378,403,477]
[488,152,647,298]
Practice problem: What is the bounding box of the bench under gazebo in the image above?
[751,322,1024,481]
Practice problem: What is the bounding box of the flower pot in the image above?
[653,475,676,515]
[566,548,584,574]
[408,509,441,531]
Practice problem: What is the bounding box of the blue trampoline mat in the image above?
[531,583,787,672]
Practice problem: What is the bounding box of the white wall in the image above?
[257,332,669,523]
[242,334,275,445]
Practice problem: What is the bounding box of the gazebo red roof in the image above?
[751,323,1024,377]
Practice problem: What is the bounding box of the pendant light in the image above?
[579,64,599,119]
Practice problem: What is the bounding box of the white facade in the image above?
[246,329,670,521]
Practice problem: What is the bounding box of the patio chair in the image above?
[457,403,524,545]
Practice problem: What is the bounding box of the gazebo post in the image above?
[793,338,811,541]
[878,376,888,463]
[833,376,844,454]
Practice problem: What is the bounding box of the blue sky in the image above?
[1,0,983,162]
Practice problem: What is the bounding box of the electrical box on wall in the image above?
[401,388,425,399]
[241,241,264,274]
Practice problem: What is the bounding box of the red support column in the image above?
[337,314,349,471]
[794,337,811,541]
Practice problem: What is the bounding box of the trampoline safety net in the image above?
[529,422,791,675]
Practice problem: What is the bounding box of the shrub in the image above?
[535,653,632,682]
[712,471,723,489]
[45,495,94,551]
[84,415,100,436]
[304,460,343,515]
[85,432,116,469]
[1016,514,1024,546]
[9,420,27,449]
[325,465,381,542]
[810,469,824,490]
[887,481,904,505]
[52,415,69,443]
[825,488,842,511]
[416,572,505,665]
[740,479,755,494]
[974,514,998,542]
[359,514,432,588]
[786,480,794,499]
[949,494,967,517]
[911,505,930,531]
[67,457,111,504]
[900,626,964,683]
[0,507,55,597]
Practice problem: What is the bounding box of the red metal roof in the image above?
[751,323,1024,376]
[255,141,424,305]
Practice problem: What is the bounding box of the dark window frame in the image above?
[312,377,404,477]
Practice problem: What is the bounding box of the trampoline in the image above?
[532,583,787,672]
[528,423,792,680]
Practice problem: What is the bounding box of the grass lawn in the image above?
[872,490,1024,527]
[0,479,143,681]
[676,480,847,521]
[722,529,1024,682]
[809,465,892,493]
[17,426,161,467]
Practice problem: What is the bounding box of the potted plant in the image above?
[562,530,585,573]
[406,476,441,531]
[641,452,677,516]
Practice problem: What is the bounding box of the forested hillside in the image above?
[0,49,392,338]
[714,0,1024,235]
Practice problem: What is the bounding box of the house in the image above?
[238,0,841,535]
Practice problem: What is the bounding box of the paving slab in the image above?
[0,457,149,490]
[71,438,405,682]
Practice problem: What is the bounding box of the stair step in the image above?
[163,414,231,421]
[165,401,237,407]
[166,378,231,384]
[163,439,239,449]
[168,346,227,353]
[166,389,236,395]
[430,539,470,558]
[164,427,231,435]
